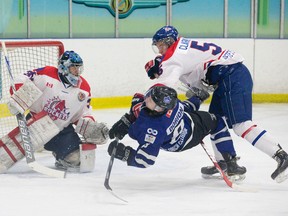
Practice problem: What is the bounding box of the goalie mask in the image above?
[58,51,84,86]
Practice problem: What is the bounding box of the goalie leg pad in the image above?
[54,144,96,173]
[0,111,60,173]
[80,143,96,173]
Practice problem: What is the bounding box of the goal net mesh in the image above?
[0,41,64,137]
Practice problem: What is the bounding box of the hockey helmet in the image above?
[152,26,179,47]
[58,51,83,86]
[149,85,178,111]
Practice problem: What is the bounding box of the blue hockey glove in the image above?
[107,140,133,162]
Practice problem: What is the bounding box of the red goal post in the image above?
[0,40,64,137]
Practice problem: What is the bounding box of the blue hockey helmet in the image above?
[152,26,179,47]
[58,51,83,86]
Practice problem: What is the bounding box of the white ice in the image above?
[1,104,288,216]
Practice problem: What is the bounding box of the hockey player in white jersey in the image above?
[144,26,288,183]
[0,50,109,173]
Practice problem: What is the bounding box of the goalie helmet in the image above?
[149,85,178,111]
[152,25,179,47]
[58,51,83,86]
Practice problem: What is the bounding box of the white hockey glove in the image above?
[75,118,109,145]
[8,80,42,115]
[185,87,210,102]
[201,79,218,92]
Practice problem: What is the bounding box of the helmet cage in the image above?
[58,51,83,86]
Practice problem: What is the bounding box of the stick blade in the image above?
[28,161,66,178]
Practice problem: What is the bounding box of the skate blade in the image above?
[202,173,246,183]
[55,163,80,173]
[202,173,223,180]
[275,170,288,183]
[228,174,246,183]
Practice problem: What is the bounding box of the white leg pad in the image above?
[0,111,60,173]
[80,143,96,173]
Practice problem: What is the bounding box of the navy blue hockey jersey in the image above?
[127,97,201,168]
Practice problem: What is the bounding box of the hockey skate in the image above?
[201,160,227,179]
[53,151,80,172]
[271,149,288,183]
[201,156,246,182]
[55,159,80,172]
[224,154,246,182]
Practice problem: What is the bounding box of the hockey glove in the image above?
[109,113,134,140]
[185,87,210,102]
[75,118,109,145]
[107,140,133,162]
[8,80,43,115]
[144,56,162,79]
[129,93,144,118]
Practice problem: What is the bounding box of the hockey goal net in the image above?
[0,41,64,137]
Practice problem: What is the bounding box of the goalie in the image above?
[0,50,109,173]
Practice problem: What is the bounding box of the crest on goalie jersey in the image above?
[78,92,86,102]
[43,96,70,121]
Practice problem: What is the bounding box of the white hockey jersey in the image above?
[12,66,94,131]
[155,37,244,89]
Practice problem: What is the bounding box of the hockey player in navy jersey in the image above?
[0,51,108,173]
[144,26,288,182]
[108,85,246,179]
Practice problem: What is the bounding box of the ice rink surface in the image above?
[1,104,288,216]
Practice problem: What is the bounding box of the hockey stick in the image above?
[104,137,128,203]
[200,141,257,192]
[1,41,65,178]
[200,141,233,188]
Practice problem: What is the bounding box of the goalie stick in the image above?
[104,138,128,203]
[1,41,66,178]
[200,141,257,192]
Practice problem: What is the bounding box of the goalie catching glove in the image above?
[75,118,109,145]
[8,79,43,115]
